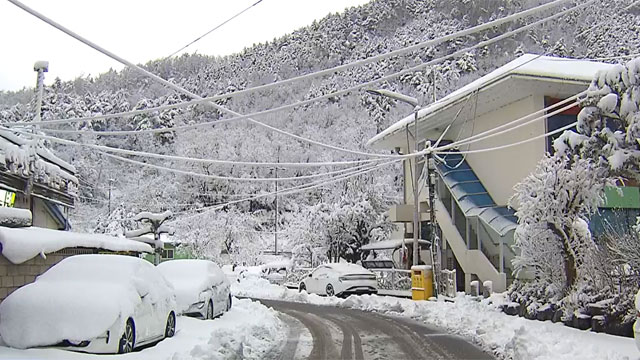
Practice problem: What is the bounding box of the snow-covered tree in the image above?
[554,58,640,181]
[510,155,607,294]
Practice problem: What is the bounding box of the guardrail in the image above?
[369,268,412,291]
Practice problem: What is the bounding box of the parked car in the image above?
[634,289,640,351]
[158,259,231,319]
[0,254,176,354]
[261,261,291,285]
[299,263,378,297]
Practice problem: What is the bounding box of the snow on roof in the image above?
[367,54,616,148]
[0,207,32,228]
[361,238,431,251]
[0,226,153,264]
[0,130,77,198]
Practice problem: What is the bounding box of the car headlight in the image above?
[194,301,205,309]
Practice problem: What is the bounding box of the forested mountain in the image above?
[1,0,639,264]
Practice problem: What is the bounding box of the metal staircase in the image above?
[433,152,518,292]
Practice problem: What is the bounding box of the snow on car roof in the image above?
[0,226,153,264]
[325,263,371,274]
[38,254,148,283]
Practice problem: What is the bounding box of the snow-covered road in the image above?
[234,277,640,360]
[0,298,285,360]
[259,298,492,360]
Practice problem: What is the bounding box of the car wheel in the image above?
[206,300,214,320]
[226,294,232,311]
[326,283,335,297]
[118,319,135,354]
[165,312,176,338]
[299,283,306,293]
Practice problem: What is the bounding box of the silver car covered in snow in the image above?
[158,259,232,319]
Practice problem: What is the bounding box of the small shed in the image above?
[0,225,152,303]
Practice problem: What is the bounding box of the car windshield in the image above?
[37,254,143,284]
[158,260,214,282]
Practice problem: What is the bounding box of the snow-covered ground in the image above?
[0,298,284,360]
[233,277,639,360]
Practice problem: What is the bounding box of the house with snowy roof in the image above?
[367,54,638,293]
[0,129,77,230]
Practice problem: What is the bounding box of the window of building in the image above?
[162,249,174,259]
[545,97,580,154]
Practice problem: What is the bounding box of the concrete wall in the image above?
[447,95,545,206]
[0,252,67,303]
[0,248,99,304]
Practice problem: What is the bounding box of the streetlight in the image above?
[366,89,421,266]
[33,60,49,130]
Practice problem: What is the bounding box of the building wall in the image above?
[13,194,61,230]
[0,251,69,303]
[32,198,61,229]
[448,95,545,206]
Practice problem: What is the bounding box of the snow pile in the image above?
[183,298,285,360]
[0,226,152,264]
[0,255,173,349]
[234,279,638,359]
[0,208,31,228]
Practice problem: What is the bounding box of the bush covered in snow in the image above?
[509,57,640,335]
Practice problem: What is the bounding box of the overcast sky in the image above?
[0,0,371,91]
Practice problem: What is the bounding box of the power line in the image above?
[6,0,395,159]
[439,97,582,151]
[3,126,388,168]
[7,0,580,132]
[436,121,578,155]
[166,0,264,58]
[4,0,596,170]
[168,158,401,224]
[101,151,381,183]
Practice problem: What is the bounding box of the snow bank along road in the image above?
[258,298,493,360]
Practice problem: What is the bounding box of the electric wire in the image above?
[168,158,401,223]
[5,0,596,168]
[2,126,387,168]
[166,0,264,58]
[100,151,381,183]
[436,121,577,155]
[7,0,584,133]
[437,99,581,152]
[6,0,390,159]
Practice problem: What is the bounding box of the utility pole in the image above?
[426,151,440,296]
[108,178,114,214]
[366,89,421,266]
[274,146,280,255]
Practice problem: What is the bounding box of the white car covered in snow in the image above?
[0,254,176,354]
[158,259,231,319]
[299,263,378,297]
